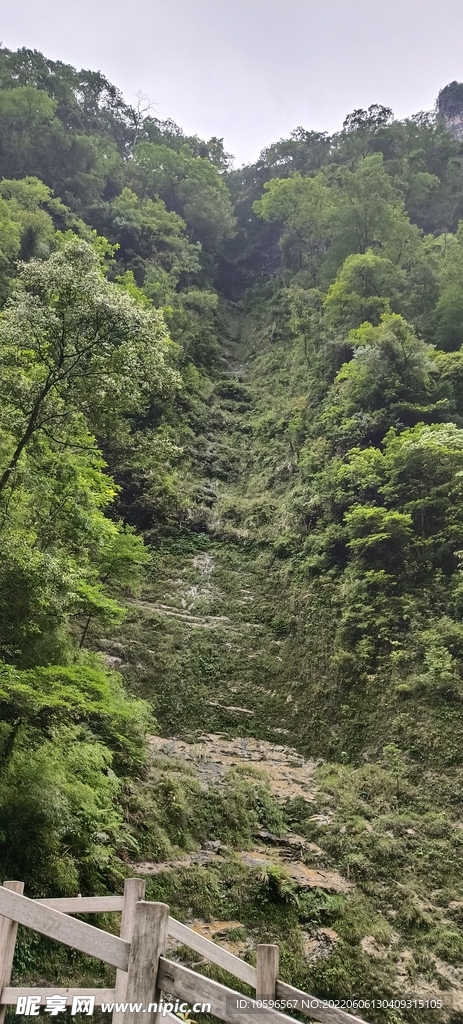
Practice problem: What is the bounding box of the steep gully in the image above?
[95,318,463,1012]
[95,314,352,945]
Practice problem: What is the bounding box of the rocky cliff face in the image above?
[437,81,463,139]
[441,111,463,140]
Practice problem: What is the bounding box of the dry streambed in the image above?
[149,734,319,799]
[132,735,463,1015]
[146,734,349,891]
[132,735,349,958]
[134,734,350,968]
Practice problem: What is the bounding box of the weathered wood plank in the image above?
[276,980,370,1024]
[1,989,115,1006]
[123,902,169,1024]
[0,887,129,971]
[167,917,257,988]
[0,881,24,1024]
[113,878,146,1024]
[36,896,124,913]
[159,957,302,1024]
[257,945,279,1000]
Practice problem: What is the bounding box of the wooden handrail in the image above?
[0,887,130,971]
[0,882,372,1024]
[34,899,258,988]
[168,916,257,988]
[36,896,124,913]
[276,981,369,1024]
[158,957,297,1024]
[158,958,370,1024]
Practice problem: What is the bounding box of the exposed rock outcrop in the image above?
[437,81,463,139]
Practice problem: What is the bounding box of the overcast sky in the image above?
[2,0,463,165]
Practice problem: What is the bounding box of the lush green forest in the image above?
[2,45,463,1021]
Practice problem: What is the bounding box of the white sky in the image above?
[2,0,463,165]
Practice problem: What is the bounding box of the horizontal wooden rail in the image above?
[36,896,124,913]
[0,989,115,1007]
[0,887,129,971]
[159,957,300,1024]
[168,917,257,988]
[30,900,258,988]
[158,958,369,1024]
[276,982,368,1024]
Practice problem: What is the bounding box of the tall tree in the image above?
[0,238,178,496]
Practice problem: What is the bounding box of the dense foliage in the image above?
[3,42,463,1018]
[0,47,237,894]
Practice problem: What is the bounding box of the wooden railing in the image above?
[0,879,370,1024]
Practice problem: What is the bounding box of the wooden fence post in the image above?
[112,879,146,1024]
[123,901,169,1024]
[256,944,279,1001]
[0,881,24,1024]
